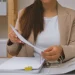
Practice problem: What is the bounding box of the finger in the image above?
[10,30,22,40]
[42,50,56,56]
[12,32,17,37]
[10,33,17,40]
[13,35,24,43]
[9,33,21,43]
[9,35,15,43]
[43,55,59,61]
[15,38,24,44]
[9,30,23,44]
[8,31,13,37]
[21,41,24,44]
[10,30,17,36]
[44,46,53,52]
[9,33,17,43]
[13,37,23,43]
[9,31,18,39]
[9,31,17,39]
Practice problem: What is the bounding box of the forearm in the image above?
[61,45,75,62]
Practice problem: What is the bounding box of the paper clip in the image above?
[24,66,32,71]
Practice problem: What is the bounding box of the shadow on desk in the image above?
[66,70,75,74]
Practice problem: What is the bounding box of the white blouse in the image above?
[34,16,60,57]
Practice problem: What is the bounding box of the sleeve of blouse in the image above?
[7,9,25,56]
[61,15,75,62]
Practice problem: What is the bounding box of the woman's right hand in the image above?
[8,30,23,44]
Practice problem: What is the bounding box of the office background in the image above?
[18,0,75,11]
[0,0,75,57]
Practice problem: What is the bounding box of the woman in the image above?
[7,0,75,63]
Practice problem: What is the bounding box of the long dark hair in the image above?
[19,0,44,41]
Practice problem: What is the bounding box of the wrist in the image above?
[58,48,65,63]
[7,39,14,45]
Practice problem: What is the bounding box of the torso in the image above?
[34,16,60,57]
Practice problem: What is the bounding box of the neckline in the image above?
[44,15,57,20]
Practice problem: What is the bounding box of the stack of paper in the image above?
[0,57,75,74]
[0,57,44,72]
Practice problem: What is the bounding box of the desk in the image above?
[0,58,75,75]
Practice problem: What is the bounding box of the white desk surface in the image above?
[0,58,75,75]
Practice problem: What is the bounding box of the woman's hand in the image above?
[41,46,63,61]
[8,30,23,44]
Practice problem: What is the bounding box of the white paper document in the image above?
[10,24,44,54]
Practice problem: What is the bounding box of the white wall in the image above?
[57,0,75,10]
[0,39,7,57]
[18,0,75,11]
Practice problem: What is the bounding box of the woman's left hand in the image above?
[41,46,63,61]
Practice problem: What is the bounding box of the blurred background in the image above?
[0,0,75,58]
